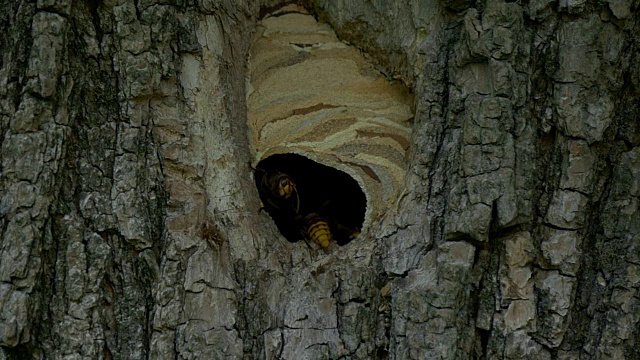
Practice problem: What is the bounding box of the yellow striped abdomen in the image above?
[307,218,332,248]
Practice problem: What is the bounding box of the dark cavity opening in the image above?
[253,153,366,247]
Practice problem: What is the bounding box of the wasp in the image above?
[300,213,332,248]
[251,164,300,214]
[333,223,360,242]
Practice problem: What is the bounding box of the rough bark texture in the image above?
[0,0,638,359]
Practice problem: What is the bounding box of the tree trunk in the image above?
[1,0,638,359]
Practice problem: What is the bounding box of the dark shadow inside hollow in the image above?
[253,153,366,246]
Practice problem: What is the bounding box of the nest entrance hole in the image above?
[254,153,366,246]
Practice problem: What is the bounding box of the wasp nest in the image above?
[247,5,413,237]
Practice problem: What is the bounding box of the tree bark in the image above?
[0,0,638,359]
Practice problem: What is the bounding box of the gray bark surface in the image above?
[0,0,638,359]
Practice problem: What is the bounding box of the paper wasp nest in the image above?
[247,5,413,233]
